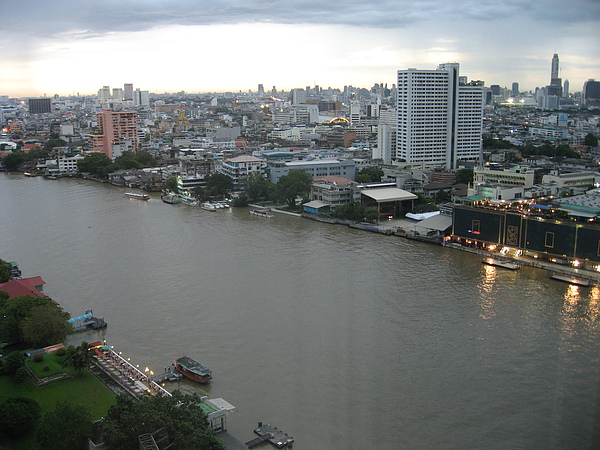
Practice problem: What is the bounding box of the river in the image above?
[1,173,599,449]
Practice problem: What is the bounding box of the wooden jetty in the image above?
[245,423,293,448]
[482,257,520,270]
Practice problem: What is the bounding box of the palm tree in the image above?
[62,341,89,374]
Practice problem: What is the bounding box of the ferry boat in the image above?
[173,356,212,383]
[125,192,150,201]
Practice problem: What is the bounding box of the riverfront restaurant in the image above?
[452,204,600,266]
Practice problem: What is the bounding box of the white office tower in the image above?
[133,89,150,107]
[396,63,484,169]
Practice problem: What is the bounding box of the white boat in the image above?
[180,196,199,206]
[482,257,520,270]
[201,202,218,211]
[125,192,150,201]
[549,272,590,287]
[250,209,274,218]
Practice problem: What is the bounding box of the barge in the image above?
[173,356,212,383]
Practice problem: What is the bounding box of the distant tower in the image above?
[512,82,519,97]
[548,53,562,96]
[563,79,569,97]
[257,84,265,96]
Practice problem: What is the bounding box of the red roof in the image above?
[0,276,52,301]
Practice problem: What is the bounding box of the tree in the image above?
[246,172,274,202]
[204,173,233,199]
[36,402,93,450]
[0,397,41,437]
[584,132,598,148]
[77,152,114,178]
[1,350,25,377]
[164,177,178,193]
[364,206,380,223]
[20,303,72,348]
[276,169,313,208]
[0,295,69,345]
[355,166,384,183]
[102,391,224,450]
[62,341,90,374]
[0,258,11,283]
[454,168,474,185]
[2,151,26,171]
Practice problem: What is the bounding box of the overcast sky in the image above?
[1,0,598,97]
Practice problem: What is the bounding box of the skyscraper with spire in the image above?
[548,53,562,96]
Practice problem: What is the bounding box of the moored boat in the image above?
[125,192,150,201]
[161,193,180,204]
[173,356,212,383]
[482,257,520,270]
[201,202,218,211]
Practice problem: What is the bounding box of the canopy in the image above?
[361,188,417,203]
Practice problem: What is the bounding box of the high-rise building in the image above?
[512,82,519,97]
[28,98,52,114]
[124,83,133,101]
[133,89,150,107]
[98,86,111,102]
[396,63,484,169]
[89,110,138,159]
[582,79,600,107]
[548,53,562,96]
[563,80,569,97]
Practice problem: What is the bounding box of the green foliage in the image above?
[0,295,70,346]
[332,201,368,222]
[164,176,178,193]
[77,152,114,178]
[0,397,41,437]
[33,353,44,363]
[55,347,66,357]
[454,168,474,185]
[434,189,452,203]
[2,150,26,171]
[276,169,313,208]
[62,342,90,375]
[584,132,598,148]
[113,150,157,170]
[245,172,274,201]
[27,146,51,160]
[355,166,384,183]
[204,173,233,199]
[36,401,93,450]
[102,391,224,450]
[20,303,72,348]
[0,258,10,283]
[44,138,67,152]
[13,366,29,383]
[232,194,248,207]
[483,136,516,149]
[364,206,380,223]
[3,350,25,376]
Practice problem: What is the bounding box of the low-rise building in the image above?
[267,159,356,183]
[219,155,267,189]
[541,171,600,191]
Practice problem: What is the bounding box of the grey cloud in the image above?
[3,0,599,37]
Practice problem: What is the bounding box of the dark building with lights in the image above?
[452,205,600,265]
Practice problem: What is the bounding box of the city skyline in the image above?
[1,0,599,97]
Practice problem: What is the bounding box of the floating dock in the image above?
[482,257,520,270]
[549,272,590,287]
[245,423,293,448]
[68,309,107,331]
[250,209,274,218]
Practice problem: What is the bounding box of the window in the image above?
[545,232,555,248]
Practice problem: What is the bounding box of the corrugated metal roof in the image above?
[417,214,453,231]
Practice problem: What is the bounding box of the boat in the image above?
[125,192,150,201]
[482,257,520,270]
[549,272,590,287]
[179,196,199,206]
[173,356,212,383]
[161,193,180,204]
[201,202,218,211]
[23,172,36,177]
